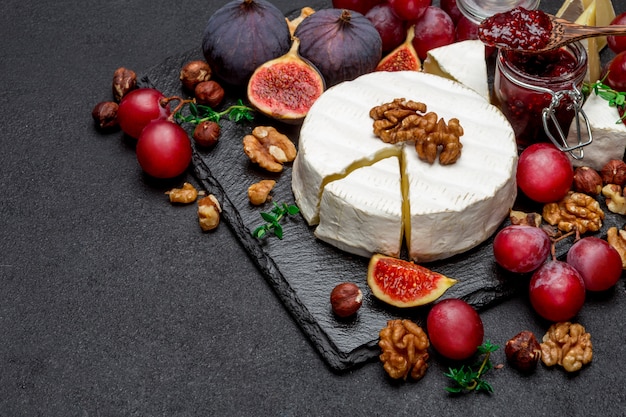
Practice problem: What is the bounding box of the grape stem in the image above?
[549,229,578,260]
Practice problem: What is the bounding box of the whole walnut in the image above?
[379,319,429,380]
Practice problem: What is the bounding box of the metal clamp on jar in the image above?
[493,41,592,158]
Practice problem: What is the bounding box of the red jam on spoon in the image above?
[479,7,553,51]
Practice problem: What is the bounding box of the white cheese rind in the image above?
[315,156,403,258]
[423,40,490,101]
[567,92,626,170]
[292,71,518,261]
[403,110,518,261]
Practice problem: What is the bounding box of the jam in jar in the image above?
[494,41,588,150]
[456,0,540,24]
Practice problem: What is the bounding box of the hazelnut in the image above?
[600,159,626,186]
[195,80,225,108]
[505,330,541,372]
[180,60,212,91]
[91,101,119,130]
[573,166,603,195]
[112,67,137,102]
[193,121,221,147]
[330,282,363,318]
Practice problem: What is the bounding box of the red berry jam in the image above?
[494,42,587,147]
[479,7,552,51]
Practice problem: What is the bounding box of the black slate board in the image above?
[140,33,626,372]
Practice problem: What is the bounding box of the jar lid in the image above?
[456,0,541,24]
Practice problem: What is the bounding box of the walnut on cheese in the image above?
[369,98,464,165]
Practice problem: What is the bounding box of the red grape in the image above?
[455,16,478,41]
[136,120,192,179]
[516,143,574,203]
[427,298,484,360]
[331,0,383,15]
[529,260,585,322]
[607,12,626,54]
[606,51,626,92]
[388,0,431,21]
[493,225,551,273]
[365,3,407,52]
[117,88,170,139]
[411,6,456,60]
[566,237,623,292]
[440,0,463,24]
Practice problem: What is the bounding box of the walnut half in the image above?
[379,319,429,380]
[243,126,297,172]
[540,322,592,372]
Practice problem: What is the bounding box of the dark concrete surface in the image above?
[1,0,626,416]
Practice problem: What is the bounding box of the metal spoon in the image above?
[479,11,626,53]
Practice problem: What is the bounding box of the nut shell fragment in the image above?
[198,194,221,231]
[166,182,199,204]
[248,180,276,205]
[602,184,626,215]
[379,319,429,380]
[607,227,626,269]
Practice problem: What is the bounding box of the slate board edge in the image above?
[192,152,379,371]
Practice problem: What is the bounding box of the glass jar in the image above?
[456,0,540,24]
[493,41,591,156]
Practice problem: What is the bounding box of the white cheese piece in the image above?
[403,103,518,262]
[291,85,401,225]
[567,92,626,170]
[315,156,403,258]
[422,40,490,102]
[292,71,518,261]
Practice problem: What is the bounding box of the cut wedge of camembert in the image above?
[422,40,490,101]
[315,156,403,258]
[292,71,518,262]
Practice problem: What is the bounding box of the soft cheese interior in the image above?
[292,71,518,262]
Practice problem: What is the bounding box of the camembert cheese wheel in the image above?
[292,71,518,262]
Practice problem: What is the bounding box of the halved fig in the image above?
[247,37,325,124]
[375,25,421,72]
[367,253,456,308]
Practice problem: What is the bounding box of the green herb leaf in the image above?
[584,78,626,123]
[173,98,255,126]
[252,201,300,240]
[444,341,500,395]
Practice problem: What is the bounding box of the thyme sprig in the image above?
[444,341,500,394]
[583,78,626,123]
[174,99,255,125]
[252,202,300,240]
